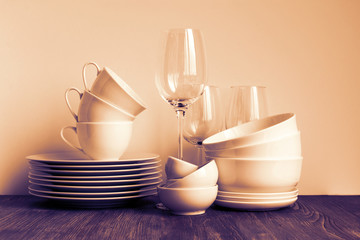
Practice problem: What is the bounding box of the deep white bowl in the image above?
[165,156,198,180]
[212,157,303,193]
[165,160,218,188]
[203,113,298,151]
[157,184,218,215]
[205,131,301,158]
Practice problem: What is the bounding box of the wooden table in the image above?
[0,195,359,239]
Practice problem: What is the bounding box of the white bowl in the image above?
[157,184,218,215]
[212,157,303,193]
[203,113,298,150]
[165,160,218,188]
[165,156,198,179]
[205,131,301,158]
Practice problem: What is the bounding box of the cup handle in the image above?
[82,62,101,91]
[65,87,83,121]
[60,126,84,153]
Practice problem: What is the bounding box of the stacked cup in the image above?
[202,113,302,210]
[157,156,218,215]
[61,62,147,160]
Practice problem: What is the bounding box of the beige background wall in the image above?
[1,0,359,195]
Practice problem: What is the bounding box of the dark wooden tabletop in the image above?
[0,195,359,239]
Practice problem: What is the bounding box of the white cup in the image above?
[65,87,135,122]
[82,62,147,117]
[60,121,133,160]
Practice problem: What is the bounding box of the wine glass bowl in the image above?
[225,86,268,129]
[183,85,224,164]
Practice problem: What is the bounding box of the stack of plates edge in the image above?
[214,188,299,211]
[27,151,163,208]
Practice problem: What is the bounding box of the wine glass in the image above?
[156,28,207,160]
[183,85,224,165]
[225,86,268,129]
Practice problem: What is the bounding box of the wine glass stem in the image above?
[176,109,185,160]
[197,145,203,166]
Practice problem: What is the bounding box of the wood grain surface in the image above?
[0,195,359,239]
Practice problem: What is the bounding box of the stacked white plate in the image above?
[215,188,298,211]
[27,151,162,208]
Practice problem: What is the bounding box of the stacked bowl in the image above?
[203,113,302,210]
[157,157,218,215]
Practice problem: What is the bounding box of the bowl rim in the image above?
[203,113,295,146]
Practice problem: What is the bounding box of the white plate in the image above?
[29,169,161,180]
[28,173,162,186]
[29,178,163,192]
[26,152,160,165]
[29,184,157,197]
[29,189,157,208]
[216,193,298,202]
[29,158,160,170]
[215,196,298,211]
[29,164,161,176]
[217,188,298,198]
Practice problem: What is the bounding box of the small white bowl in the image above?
[157,184,218,215]
[165,160,218,188]
[205,131,301,158]
[203,113,298,151]
[165,156,198,179]
[212,157,303,193]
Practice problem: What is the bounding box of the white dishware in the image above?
[82,62,147,117]
[29,189,157,208]
[60,121,133,160]
[29,184,157,197]
[204,131,301,158]
[157,184,218,215]
[29,178,162,192]
[225,86,268,129]
[27,151,163,207]
[165,160,218,188]
[29,169,161,180]
[203,113,298,150]
[29,158,160,170]
[155,28,207,159]
[216,193,297,202]
[213,157,303,193]
[65,87,135,122]
[29,164,160,176]
[165,156,198,180]
[26,152,159,164]
[217,188,298,198]
[183,85,224,165]
[215,196,298,211]
[28,173,162,186]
